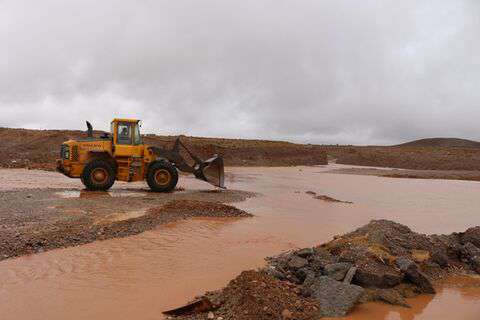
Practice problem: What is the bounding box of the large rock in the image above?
[430,249,449,267]
[295,247,314,258]
[354,266,403,288]
[309,276,364,317]
[462,227,480,248]
[343,266,358,284]
[396,257,435,294]
[362,288,410,308]
[460,242,480,273]
[324,262,352,281]
[287,256,308,270]
[312,247,338,267]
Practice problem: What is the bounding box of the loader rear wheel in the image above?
[81,160,116,191]
[147,161,178,192]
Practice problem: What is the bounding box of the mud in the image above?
[0,188,253,260]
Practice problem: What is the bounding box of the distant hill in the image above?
[396,138,480,148]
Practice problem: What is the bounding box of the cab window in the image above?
[133,124,142,145]
[117,123,132,145]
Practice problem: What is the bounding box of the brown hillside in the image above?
[327,145,480,171]
[0,127,327,170]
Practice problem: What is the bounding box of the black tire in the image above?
[147,161,178,192]
[81,159,116,191]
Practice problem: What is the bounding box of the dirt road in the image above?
[1,166,480,319]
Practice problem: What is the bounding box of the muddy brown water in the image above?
[1,166,480,319]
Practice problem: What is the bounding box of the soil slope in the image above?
[0,127,327,170]
[327,146,480,171]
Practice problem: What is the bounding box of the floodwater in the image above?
[1,165,480,320]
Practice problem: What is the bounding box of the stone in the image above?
[281,309,293,319]
[372,288,410,308]
[311,247,338,271]
[309,276,364,317]
[461,242,480,259]
[431,249,449,267]
[287,256,308,270]
[343,266,358,284]
[396,257,435,294]
[295,267,314,284]
[324,262,352,281]
[462,227,480,248]
[300,270,316,297]
[354,267,403,288]
[207,311,214,319]
[295,247,314,258]
[461,243,480,273]
[266,266,287,280]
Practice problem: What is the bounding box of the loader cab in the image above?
[111,119,144,157]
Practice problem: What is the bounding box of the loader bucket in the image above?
[196,156,225,188]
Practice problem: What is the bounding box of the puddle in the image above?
[94,210,148,224]
[55,190,147,199]
[1,166,480,320]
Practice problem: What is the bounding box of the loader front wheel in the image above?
[81,160,116,191]
[147,161,178,192]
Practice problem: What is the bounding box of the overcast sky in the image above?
[1,1,479,145]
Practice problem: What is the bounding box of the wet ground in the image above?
[1,165,480,319]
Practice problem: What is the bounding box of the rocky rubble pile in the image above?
[266,220,480,317]
[171,220,480,319]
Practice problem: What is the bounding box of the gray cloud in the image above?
[1,0,479,144]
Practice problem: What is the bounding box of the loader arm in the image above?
[148,137,225,188]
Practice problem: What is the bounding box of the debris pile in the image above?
[305,191,353,204]
[170,220,480,319]
[153,200,252,218]
[166,270,319,320]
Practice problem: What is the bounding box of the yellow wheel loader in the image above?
[56,119,225,192]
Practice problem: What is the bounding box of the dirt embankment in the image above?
[0,188,254,261]
[327,145,480,171]
[328,167,480,182]
[172,220,480,319]
[0,127,327,170]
